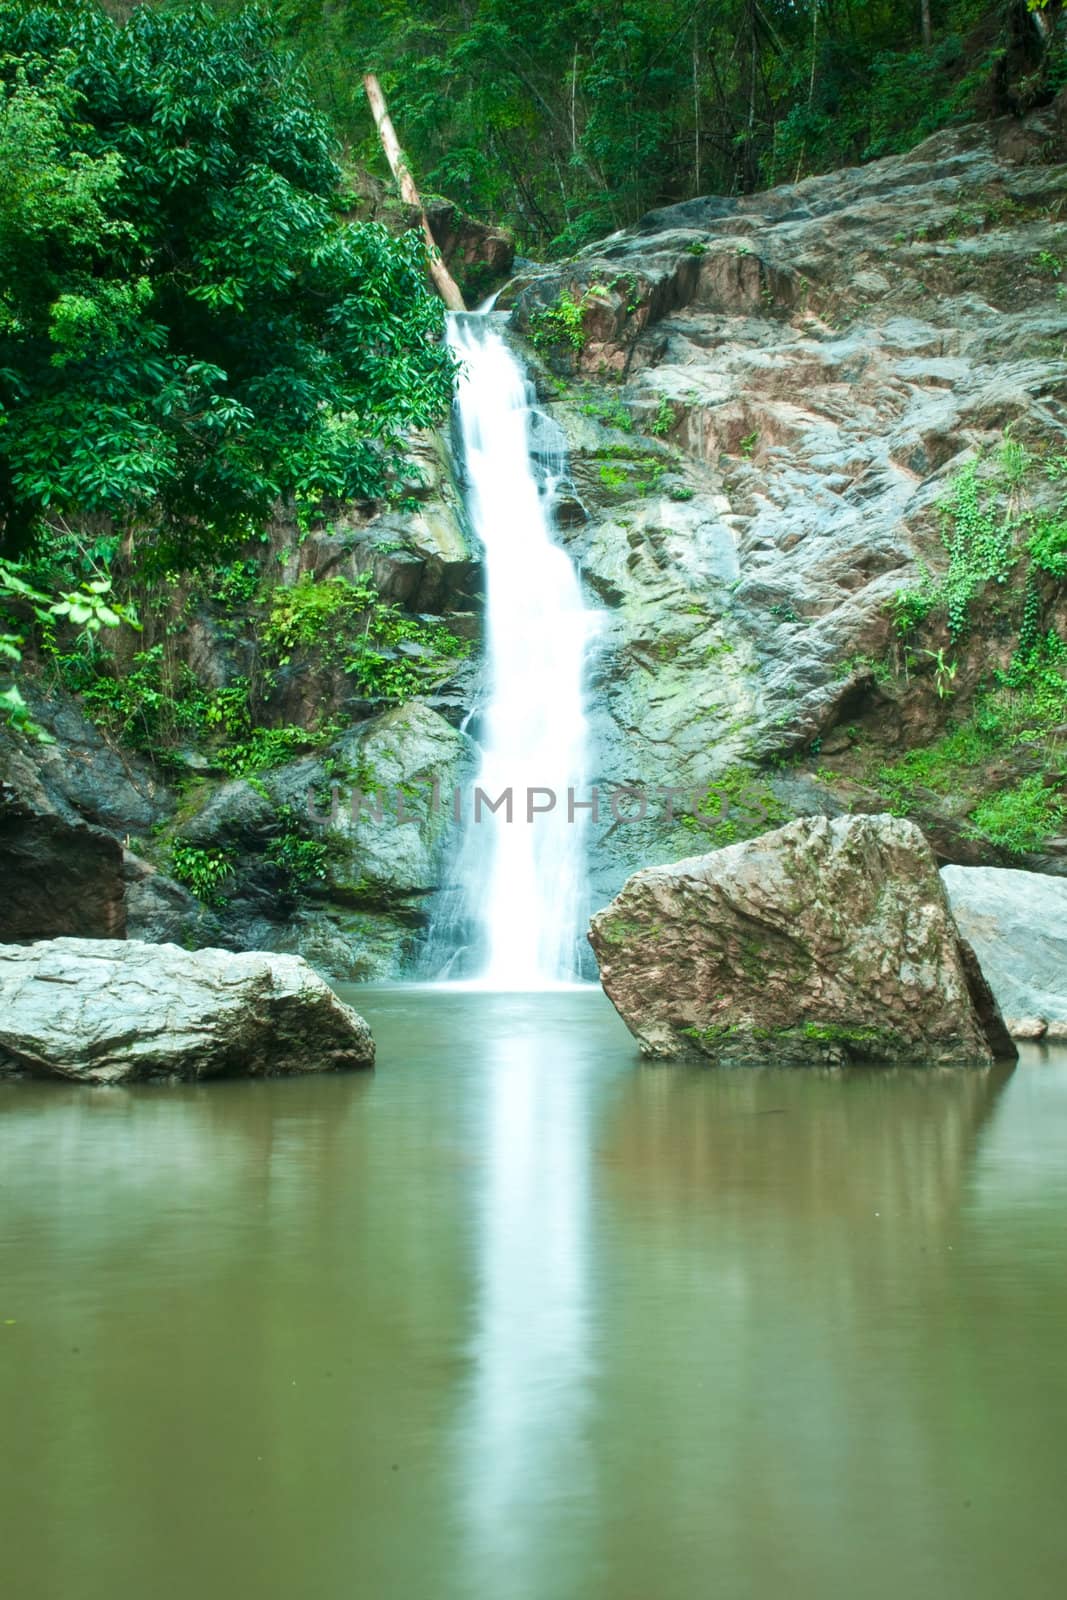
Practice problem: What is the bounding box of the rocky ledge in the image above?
[588,814,1015,1068]
[0,939,374,1084]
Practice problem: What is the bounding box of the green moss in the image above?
[681,1019,906,1058]
[682,1023,735,1047]
[681,766,789,847]
[599,917,660,945]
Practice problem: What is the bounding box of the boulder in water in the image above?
[941,865,1067,1039]
[588,814,1014,1067]
[0,938,374,1083]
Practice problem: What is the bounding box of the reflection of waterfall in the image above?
[459,998,596,1591]
[430,314,601,987]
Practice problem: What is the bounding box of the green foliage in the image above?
[892,446,1034,643]
[578,395,631,431]
[968,775,1066,853]
[528,291,587,356]
[873,629,1067,852]
[938,461,1017,639]
[261,573,467,701]
[170,841,233,904]
[0,550,129,735]
[210,560,261,608]
[1028,513,1067,577]
[246,1,1054,256]
[916,647,958,699]
[265,805,332,887]
[0,2,456,562]
[217,723,331,779]
[649,397,675,438]
[46,641,218,752]
[891,570,943,639]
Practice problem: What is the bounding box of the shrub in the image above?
[170,842,233,904]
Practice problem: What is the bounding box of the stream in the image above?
[2,987,1066,1600]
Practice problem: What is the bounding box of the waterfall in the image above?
[432,313,600,988]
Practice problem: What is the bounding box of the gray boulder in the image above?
[941,865,1067,1039]
[0,938,374,1083]
[588,814,1014,1067]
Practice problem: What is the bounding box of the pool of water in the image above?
[2,987,1066,1599]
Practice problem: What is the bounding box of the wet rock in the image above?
[501,111,1067,888]
[941,865,1067,1034]
[1007,1016,1048,1040]
[422,197,514,302]
[344,172,514,301]
[0,684,170,835]
[588,814,1014,1067]
[0,807,125,941]
[0,938,374,1083]
[122,852,225,949]
[168,700,476,980]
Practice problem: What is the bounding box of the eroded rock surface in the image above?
[588,814,1014,1066]
[499,108,1067,888]
[0,938,374,1082]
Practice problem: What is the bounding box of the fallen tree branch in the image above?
[362,73,466,312]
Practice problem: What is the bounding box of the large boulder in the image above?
[588,814,1014,1067]
[942,865,1067,1039]
[0,938,374,1083]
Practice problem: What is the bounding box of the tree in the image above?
[0,1,457,567]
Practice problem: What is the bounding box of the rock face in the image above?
[942,865,1067,1038]
[0,808,126,941]
[588,814,1014,1066]
[498,106,1067,886]
[163,700,476,980]
[0,700,169,941]
[0,938,375,1083]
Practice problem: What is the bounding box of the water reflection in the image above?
[588,1061,1033,1600]
[2,996,1066,1600]
[459,1005,597,1595]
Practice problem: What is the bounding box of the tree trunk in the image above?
[693,22,701,194]
[362,73,466,312]
[921,0,932,48]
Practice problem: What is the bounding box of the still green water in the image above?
[2,988,1066,1600]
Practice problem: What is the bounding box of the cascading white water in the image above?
[440,313,600,988]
